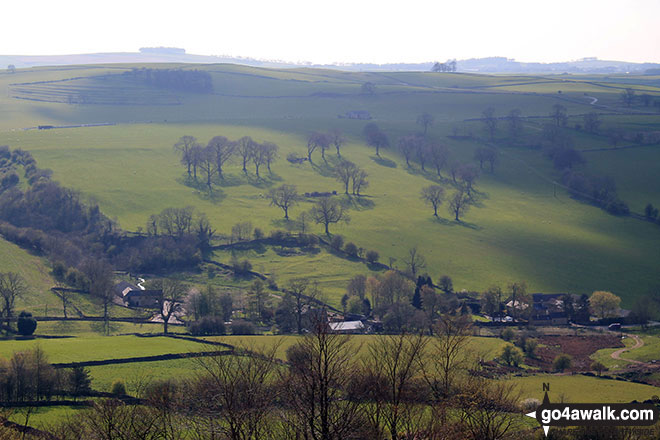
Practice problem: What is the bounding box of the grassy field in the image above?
[1,64,660,309]
[506,374,660,403]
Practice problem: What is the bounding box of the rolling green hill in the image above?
[1,64,660,307]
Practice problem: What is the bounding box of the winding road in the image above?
[611,334,646,365]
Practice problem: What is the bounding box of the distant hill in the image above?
[2,49,659,74]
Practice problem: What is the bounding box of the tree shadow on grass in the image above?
[194,188,226,204]
[310,160,337,178]
[370,155,397,168]
[339,195,375,211]
[433,216,482,230]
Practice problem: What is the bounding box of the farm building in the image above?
[329,321,366,334]
[124,289,161,308]
[529,293,570,326]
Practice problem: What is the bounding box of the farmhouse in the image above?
[124,289,161,308]
[529,293,569,326]
[114,280,139,297]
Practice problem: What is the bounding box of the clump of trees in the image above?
[333,160,369,196]
[174,135,279,190]
[125,68,213,93]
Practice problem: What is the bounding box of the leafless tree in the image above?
[420,185,445,217]
[207,135,235,180]
[80,259,114,335]
[157,206,195,238]
[334,160,357,195]
[621,88,636,107]
[174,135,199,177]
[251,142,268,178]
[198,145,217,190]
[583,112,601,133]
[507,108,523,139]
[405,247,427,278]
[550,104,568,127]
[416,113,434,136]
[364,124,389,157]
[0,272,28,333]
[236,136,255,174]
[310,197,349,235]
[286,278,318,335]
[428,142,449,178]
[192,342,280,440]
[364,332,428,440]
[414,140,429,171]
[153,278,187,334]
[481,107,497,139]
[448,190,470,221]
[351,168,369,196]
[262,141,279,173]
[283,319,364,440]
[458,164,479,195]
[397,135,418,167]
[329,129,345,157]
[269,184,299,219]
[189,143,204,180]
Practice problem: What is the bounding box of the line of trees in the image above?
[43,319,529,440]
[175,135,279,190]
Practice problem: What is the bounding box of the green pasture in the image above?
[0,65,659,308]
[0,335,199,364]
[507,374,660,403]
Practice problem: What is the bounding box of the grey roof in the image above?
[329,321,365,332]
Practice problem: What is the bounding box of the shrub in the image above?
[590,360,607,376]
[520,398,541,412]
[524,339,538,359]
[553,354,573,372]
[344,242,359,257]
[232,258,253,275]
[253,227,264,239]
[500,344,523,367]
[111,379,126,395]
[366,250,379,263]
[501,327,514,341]
[231,320,256,335]
[17,311,37,336]
[189,316,226,336]
[330,235,344,251]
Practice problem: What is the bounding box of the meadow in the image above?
[1,64,660,308]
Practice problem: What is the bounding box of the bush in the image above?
[231,320,256,335]
[232,258,253,275]
[253,227,264,239]
[553,354,573,372]
[366,250,379,263]
[590,360,607,376]
[519,398,541,412]
[500,344,523,367]
[189,316,226,336]
[111,379,127,395]
[501,327,514,341]
[344,242,359,257]
[17,311,37,336]
[524,339,538,359]
[330,235,344,251]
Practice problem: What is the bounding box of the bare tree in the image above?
[192,342,280,440]
[448,190,470,221]
[0,272,28,333]
[420,185,445,217]
[364,123,389,157]
[269,184,299,220]
[550,104,568,127]
[329,129,345,157]
[334,160,357,195]
[283,320,364,440]
[189,143,204,180]
[286,278,317,335]
[80,259,114,335]
[458,164,479,195]
[621,88,636,107]
[416,113,434,136]
[198,145,217,190]
[414,141,429,171]
[482,107,497,139]
[507,108,523,139]
[351,168,369,196]
[310,197,349,235]
[405,247,426,278]
[365,333,428,440]
[236,136,255,174]
[154,278,187,334]
[428,142,449,178]
[174,135,199,177]
[207,135,235,180]
[251,142,268,178]
[397,135,419,167]
[583,112,601,133]
[262,141,279,173]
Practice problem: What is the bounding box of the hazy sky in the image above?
[3,0,659,64]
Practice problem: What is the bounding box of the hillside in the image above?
[1,64,660,306]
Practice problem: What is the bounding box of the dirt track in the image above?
[611,334,646,365]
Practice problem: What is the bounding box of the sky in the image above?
[2,0,659,64]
